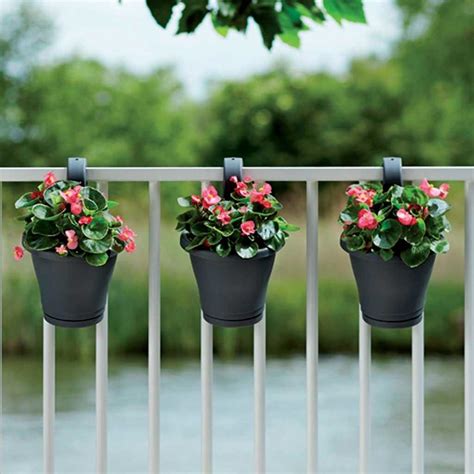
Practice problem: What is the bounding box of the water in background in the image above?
[3,356,463,473]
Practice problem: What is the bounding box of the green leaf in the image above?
[343,234,365,251]
[85,253,109,267]
[43,187,63,208]
[80,238,111,254]
[190,222,210,236]
[379,248,394,262]
[81,187,107,211]
[83,198,98,214]
[236,240,259,259]
[32,204,65,221]
[323,0,366,24]
[177,0,208,33]
[177,209,197,223]
[211,12,229,37]
[427,198,450,218]
[401,187,428,206]
[257,221,277,240]
[107,200,119,209]
[146,0,177,28]
[207,232,222,245]
[372,219,402,249]
[32,219,59,237]
[22,231,59,252]
[177,196,192,207]
[404,218,426,245]
[184,235,207,251]
[215,240,231,257]
[267,230,286,252]
[430,239,450,254]
[400,242,431,268]
[83,216,109,240]
[15,192,40,209]
[252,6,283,49]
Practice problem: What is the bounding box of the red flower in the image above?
[202,185,221,209]
[235,181,249,197]
[125,239,136,253]
[78,216,92,225]
[55,245,68,256]
[397,209,417,226]
[115,215,124,225]
[262,199,272,208]
[191,194,201,205]
[243,176,252,184]
[217,210,231,225]
[259,183,272,195]
[44,171,57,189]
[13,245,24,261]
[420,179,449,199]
[357,209,378,230]
[250,189,265,204]
[240,220,256,236]
[118,226,137,242]
[30,190,43,199]
[229,176,239,184]
[60,185,83,215]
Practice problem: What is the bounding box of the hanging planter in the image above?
[339,158,451,328]
[13,158,137,328]
[176,158,299,327]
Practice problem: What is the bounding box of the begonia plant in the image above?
[14,172,136,266]
[339,179,451,268]
[176,176,299,258]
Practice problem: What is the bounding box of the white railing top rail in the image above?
[0,166,473,182]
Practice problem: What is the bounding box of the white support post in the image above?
[254,310,266,474]
[359,309,371,474]
[149,182,161,473]
[0,182,2,471]
[96,181,108,474]
[306,181,318,473]
[201,315,213,474]
[43,320,55,474]
[412,319,424,473]
[465,181,474,474]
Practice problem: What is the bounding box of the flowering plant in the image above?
[176,177,299,259]
[339,179,451,268]
[14,172,136,266]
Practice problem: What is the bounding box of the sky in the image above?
[1,0,401,97]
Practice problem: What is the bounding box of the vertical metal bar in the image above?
[0,182,2,471]
[465,181,474,474]
[412,319,424,473]
[43,321,55,474]
[254,309,266,473]
[148,182,160,474]
[306,181,318,473]
[201,315,213,474]
[96,181,108,474]
[359,309,371,474]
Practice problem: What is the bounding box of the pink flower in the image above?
[243,176,253,184]
[240,220,256,236]
[115,215,124,224]
[201,185,221,209]
[259,183,272,195]
[346,185,363,197]
[191,194,201,205]
[235,181,249,197]
[60,185,83,215]
[44,171,57,189]
[419,179,450,199]
[55,245,68,256]
[346,185,376,207]
[217,210,231,225]
[239,206,248,214]
[357,209,378,230]
[250,189,265,204]
[65,229,78,250]
[397,209,417,226]
[118,226,137,242]
[13,245,24,261]
[229,176,239,184]
[125,239,136,253]
[262,199,272,209]
[78,216,92,225]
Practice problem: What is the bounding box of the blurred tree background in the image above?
[1,0,471,358]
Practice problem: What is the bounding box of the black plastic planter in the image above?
[342,243,435,328]
[31,250,117,328]
[182,235,276,327]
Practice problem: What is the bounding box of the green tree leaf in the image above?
[177,0,208,33]
[252,6,283,49]
[146,0,177,28]
[323,0,366,24]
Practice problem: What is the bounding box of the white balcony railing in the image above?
[1,165,473,474]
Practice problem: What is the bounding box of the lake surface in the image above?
[2,355,464,473]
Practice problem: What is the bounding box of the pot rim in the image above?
[340,239,435,265]
[30,249,117,264]
[180,233,275,261]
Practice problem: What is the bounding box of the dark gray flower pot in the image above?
[341,242,435,328]
[181,236,276,327]
[31,250,117,328]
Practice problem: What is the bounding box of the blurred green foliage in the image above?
[0,0,471,357]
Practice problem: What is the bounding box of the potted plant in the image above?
[176,176,299,327]
[13,171,136,328]
[339,178,451,328]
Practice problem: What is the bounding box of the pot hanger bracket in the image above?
[223,157,243,199]
[67,157,88,186]
[382,156,403,191]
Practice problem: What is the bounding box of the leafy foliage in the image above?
[339,181,451,268]
[176,178,299,258]
[145,0,366,49]
[15,172,136,266]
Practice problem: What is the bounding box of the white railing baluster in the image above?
[359,309,371,474]
[201,315,213,473]
[0,182,2,471]
[43,320,55,474]
[254,309,266,473]
[148,181,161,473]
[465,180,474,474]
[412,319,424,473]
[306,181,318,473]
[96,181,108,473]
